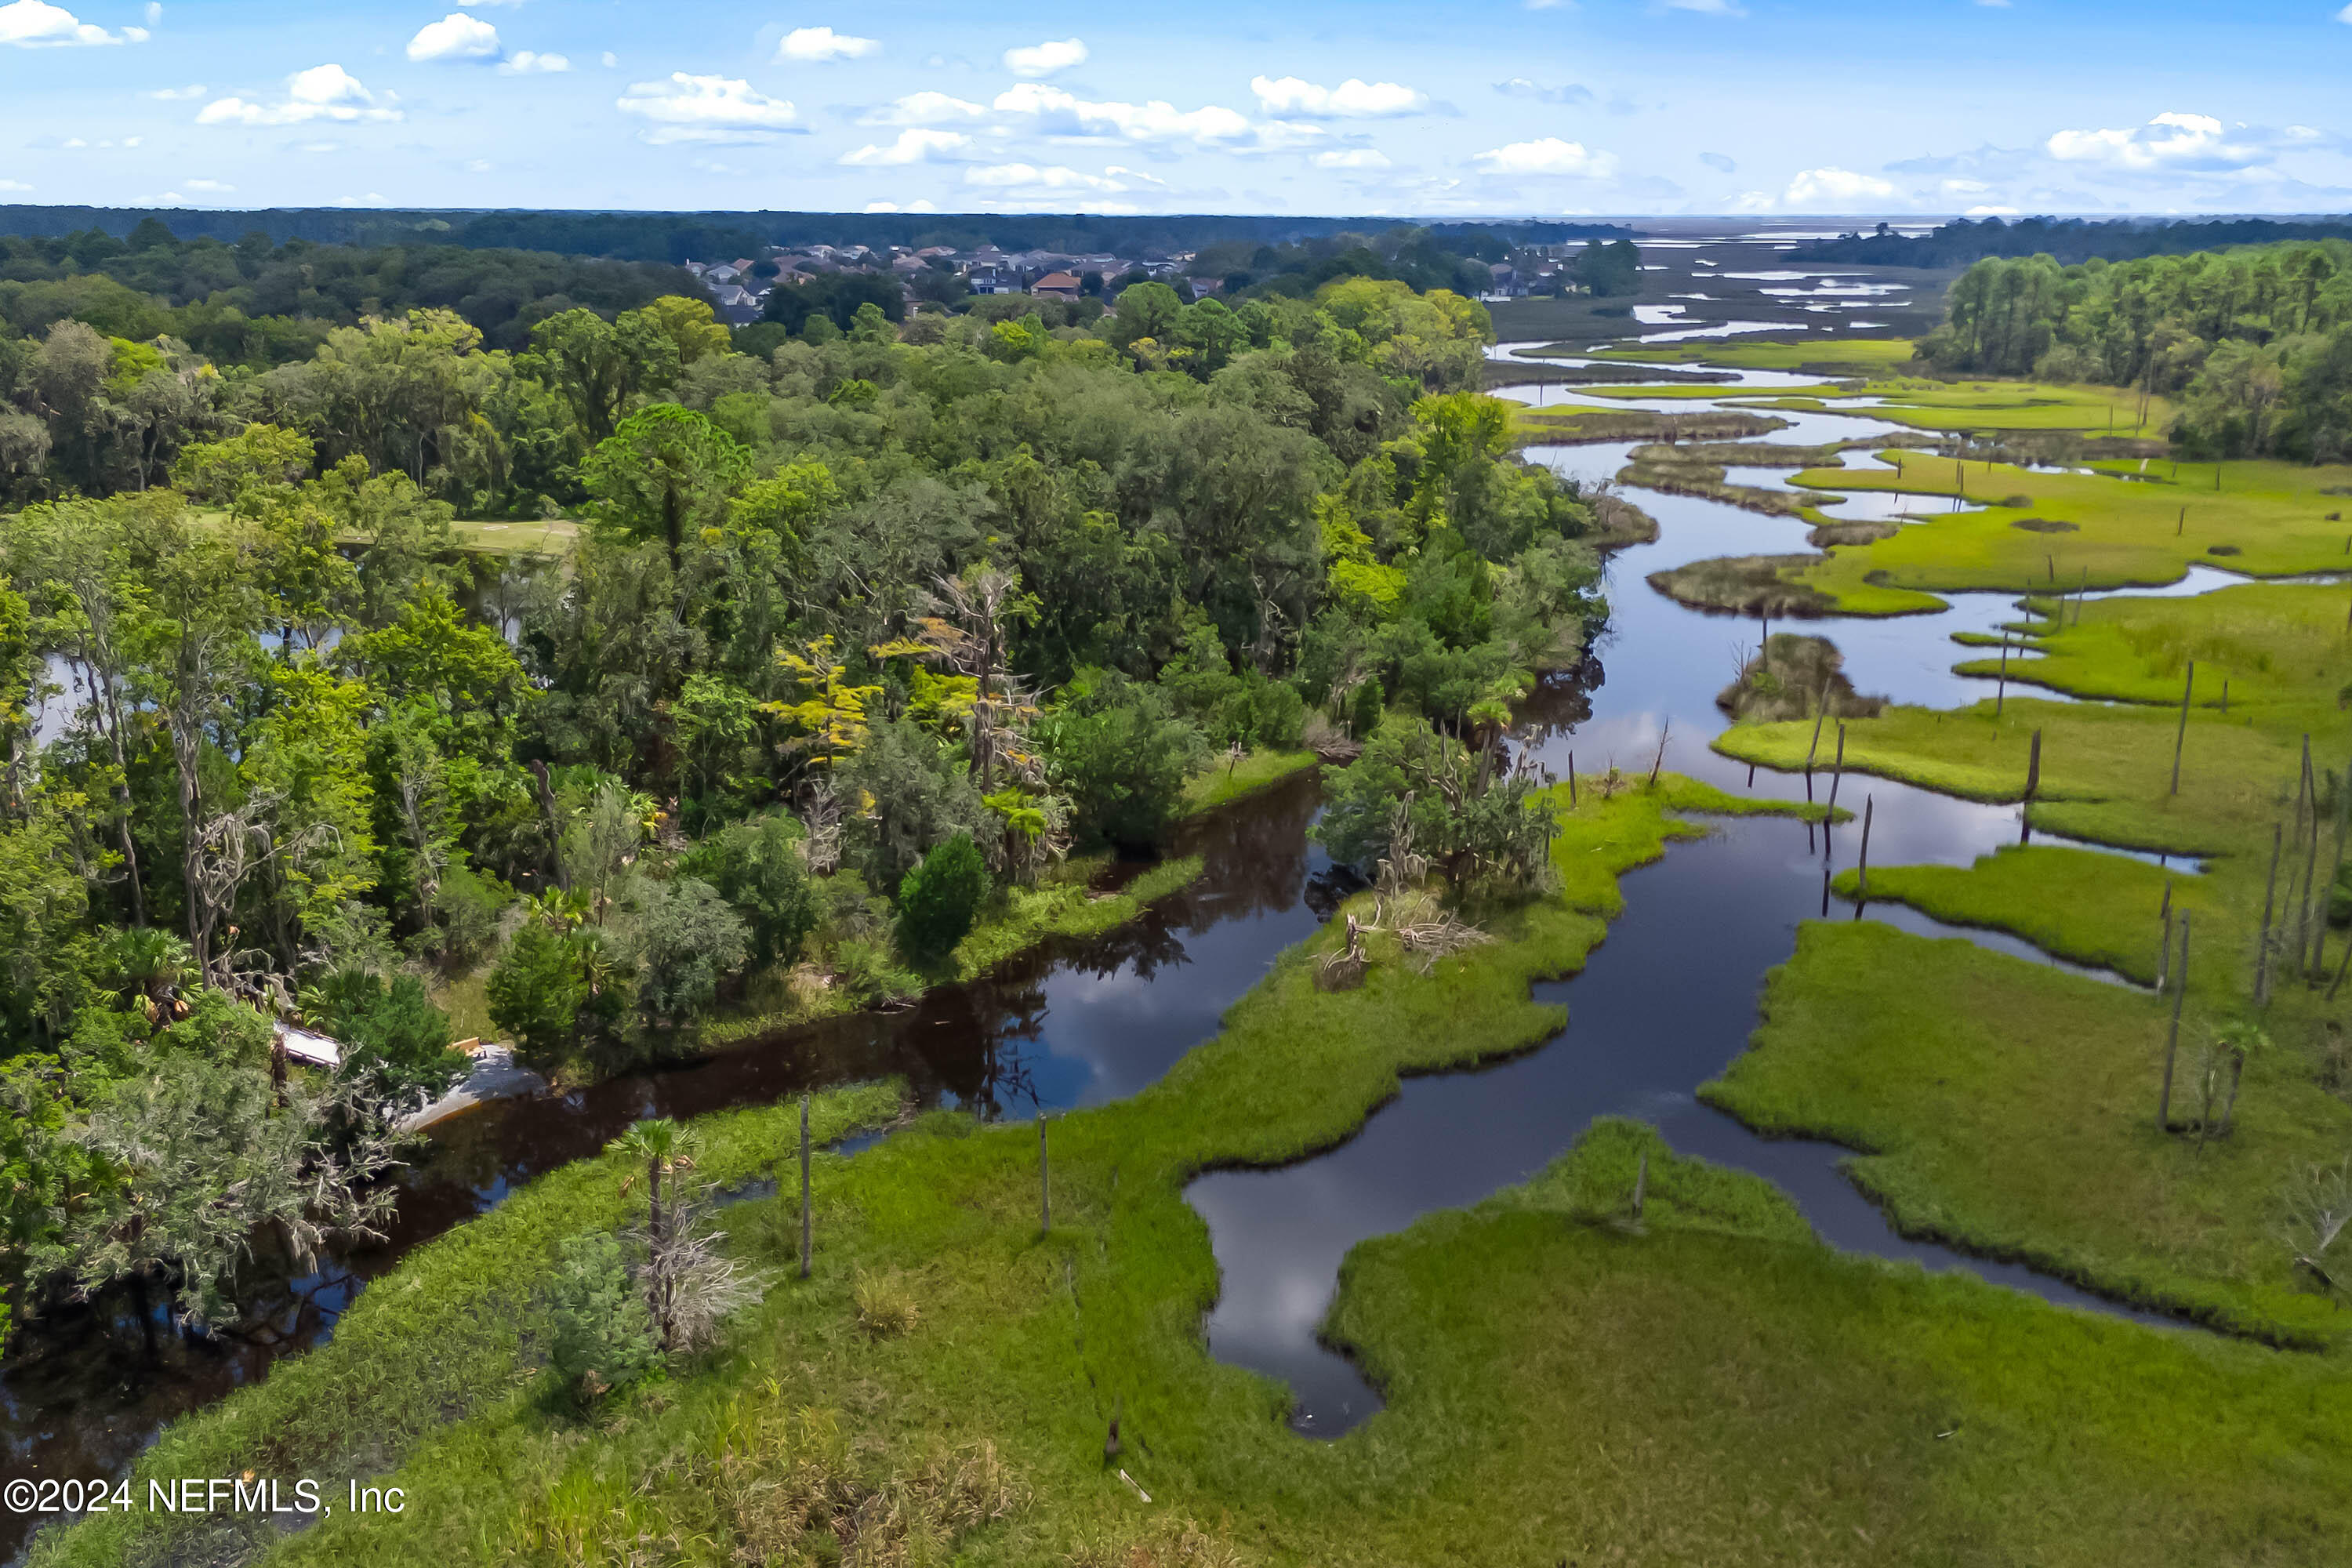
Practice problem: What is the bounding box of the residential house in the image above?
[1031,270,1082,299]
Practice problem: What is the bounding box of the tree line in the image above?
[0,270,1606,1348]
[0,206,1637,265]
[1918,241,2352,461]
[0,220,699,368]
[1795,214,2352,270]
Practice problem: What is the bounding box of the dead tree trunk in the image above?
[2159,915,2189,1131]
[1039,1115,1052,1236]
[2169,660,2194,797]
[2256,822,2284,1007]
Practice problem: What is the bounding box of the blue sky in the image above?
[4,0,2352,216]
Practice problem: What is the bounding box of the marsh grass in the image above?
[1176,748,1316,815]
[1780,452,2352,606]
[1716,632,1886,724]
[1711,582,2352,1354]
[1646,552,1841,617]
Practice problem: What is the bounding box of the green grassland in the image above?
[1178,747,1318,814]
[1708,581,2352,1356]
[1748,377,2175,435]
[1951,582,2352,708]
[445,517,580,555]
[1782,455,2352,606]
[1593,338,1926,377]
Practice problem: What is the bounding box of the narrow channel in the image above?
[1186,347,2227,1435]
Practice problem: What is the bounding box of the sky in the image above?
[4,0,2352,218]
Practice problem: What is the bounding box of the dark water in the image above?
[0,774,1342,1561]
[1189,358,2223,1436]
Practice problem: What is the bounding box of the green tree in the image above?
[628,876,750,1022]
[681,812,821,967]
[171,423,316,514]
[524,307,681,442]
[486,921,591,1068]
[34,1054,402,1332]
[1036,670,1203,848]
[303,968,468,1104]
[582,404,752,564]
[895,833,989,961]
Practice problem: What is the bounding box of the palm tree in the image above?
[608,1118,696,1348]
[2210,1020,2270,1140]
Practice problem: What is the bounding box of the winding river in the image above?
[0,335,2281,1560]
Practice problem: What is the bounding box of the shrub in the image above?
[829,937,922,1007]
[544,1232,659,1403]
[895,834,989,961]
[852,1271,920,1338]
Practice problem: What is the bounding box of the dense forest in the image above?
[0,219,702,365]
[1795,213,2352,269]
[0,260,1608,1347]
[0,206,1637,265]
[1918,240,2352,460]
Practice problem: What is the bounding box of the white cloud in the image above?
[0,0,143,45]
[2044,111,2263,172]
[407,12,499,63]
[838,127,971,165]
[1312,147,1392,169]
[1250,74,1425,118]
[2339,2,2352,22]
[499,49,567,73]
[183,176,232,191]
[1783,166,1897,205]
[964,160,1140,211]
[1940,176,1990,195]
[993,81,1300,149]
[1661,0,1744,13]
[616,72,800,143]
[859,90,985,125]
[1003,37,1085,78]
[601,51,616,67]
[143,0,157,20]
[144,83,204,99]
[1965,204,2020,216]
[1472,136,1617,177]
[466,158,492,172]
[332,192,388,207]
[967,162,1123,192]
[0,178,31,191]
[198,65,400,126]
[1730,189,1776,212]
[863,198,938,212]
[778,25,877,62]
[1495,77,1592,106]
